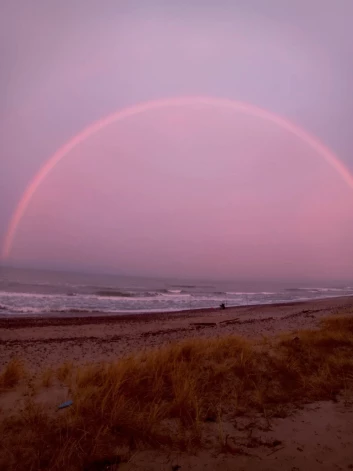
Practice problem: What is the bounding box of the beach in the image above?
[1,295,353,470]
[1,295,353,370]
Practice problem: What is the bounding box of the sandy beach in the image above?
[1,296,353,470]
[1,296,353,370]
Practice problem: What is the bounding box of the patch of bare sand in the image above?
[119,400,353,470]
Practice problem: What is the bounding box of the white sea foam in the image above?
[226,291,276,295]
[1,268,353,317]
[226,292,256,295]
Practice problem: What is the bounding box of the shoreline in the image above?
[2,291,353,320]
[1,296,353,370]
[1,294,352,326]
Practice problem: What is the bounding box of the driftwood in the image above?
[190,322,217,327]
[219,318,240,325]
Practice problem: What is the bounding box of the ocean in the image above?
[0,266,352,317]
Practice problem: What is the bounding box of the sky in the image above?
[1,0,353,281]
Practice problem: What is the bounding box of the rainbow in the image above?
[3,95,353,260]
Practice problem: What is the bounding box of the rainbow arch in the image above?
[3,95,353,260]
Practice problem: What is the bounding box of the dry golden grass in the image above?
[1,315,353,470]
[57,361,73,383]
[41,368,54,388]
[0,358,25,391]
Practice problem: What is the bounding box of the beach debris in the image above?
[190,322,217,327]
[205,413,217,422]
[172,466,181,471]
[267,445,285,456]
[272,440,282,447]
[84,455,121,471]
[219,317,240,325]
[57,400,73,410]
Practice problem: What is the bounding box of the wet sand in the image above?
[1,296,352,370]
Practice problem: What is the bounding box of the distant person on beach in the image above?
[220,303,226,310]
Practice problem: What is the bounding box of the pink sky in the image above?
[1,1,353,281]
[9,104,353,281]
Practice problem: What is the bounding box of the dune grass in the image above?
[1,315,353,470]
[41,368,54,388]
[0,358,25,391]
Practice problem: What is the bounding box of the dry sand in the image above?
[1,296,353,470]
[119,400,353,471]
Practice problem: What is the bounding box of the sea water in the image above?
[0,266,352,316]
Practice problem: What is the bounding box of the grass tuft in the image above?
[41,368,54,388]
[0,358,25,391]
[57,362,73,383]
